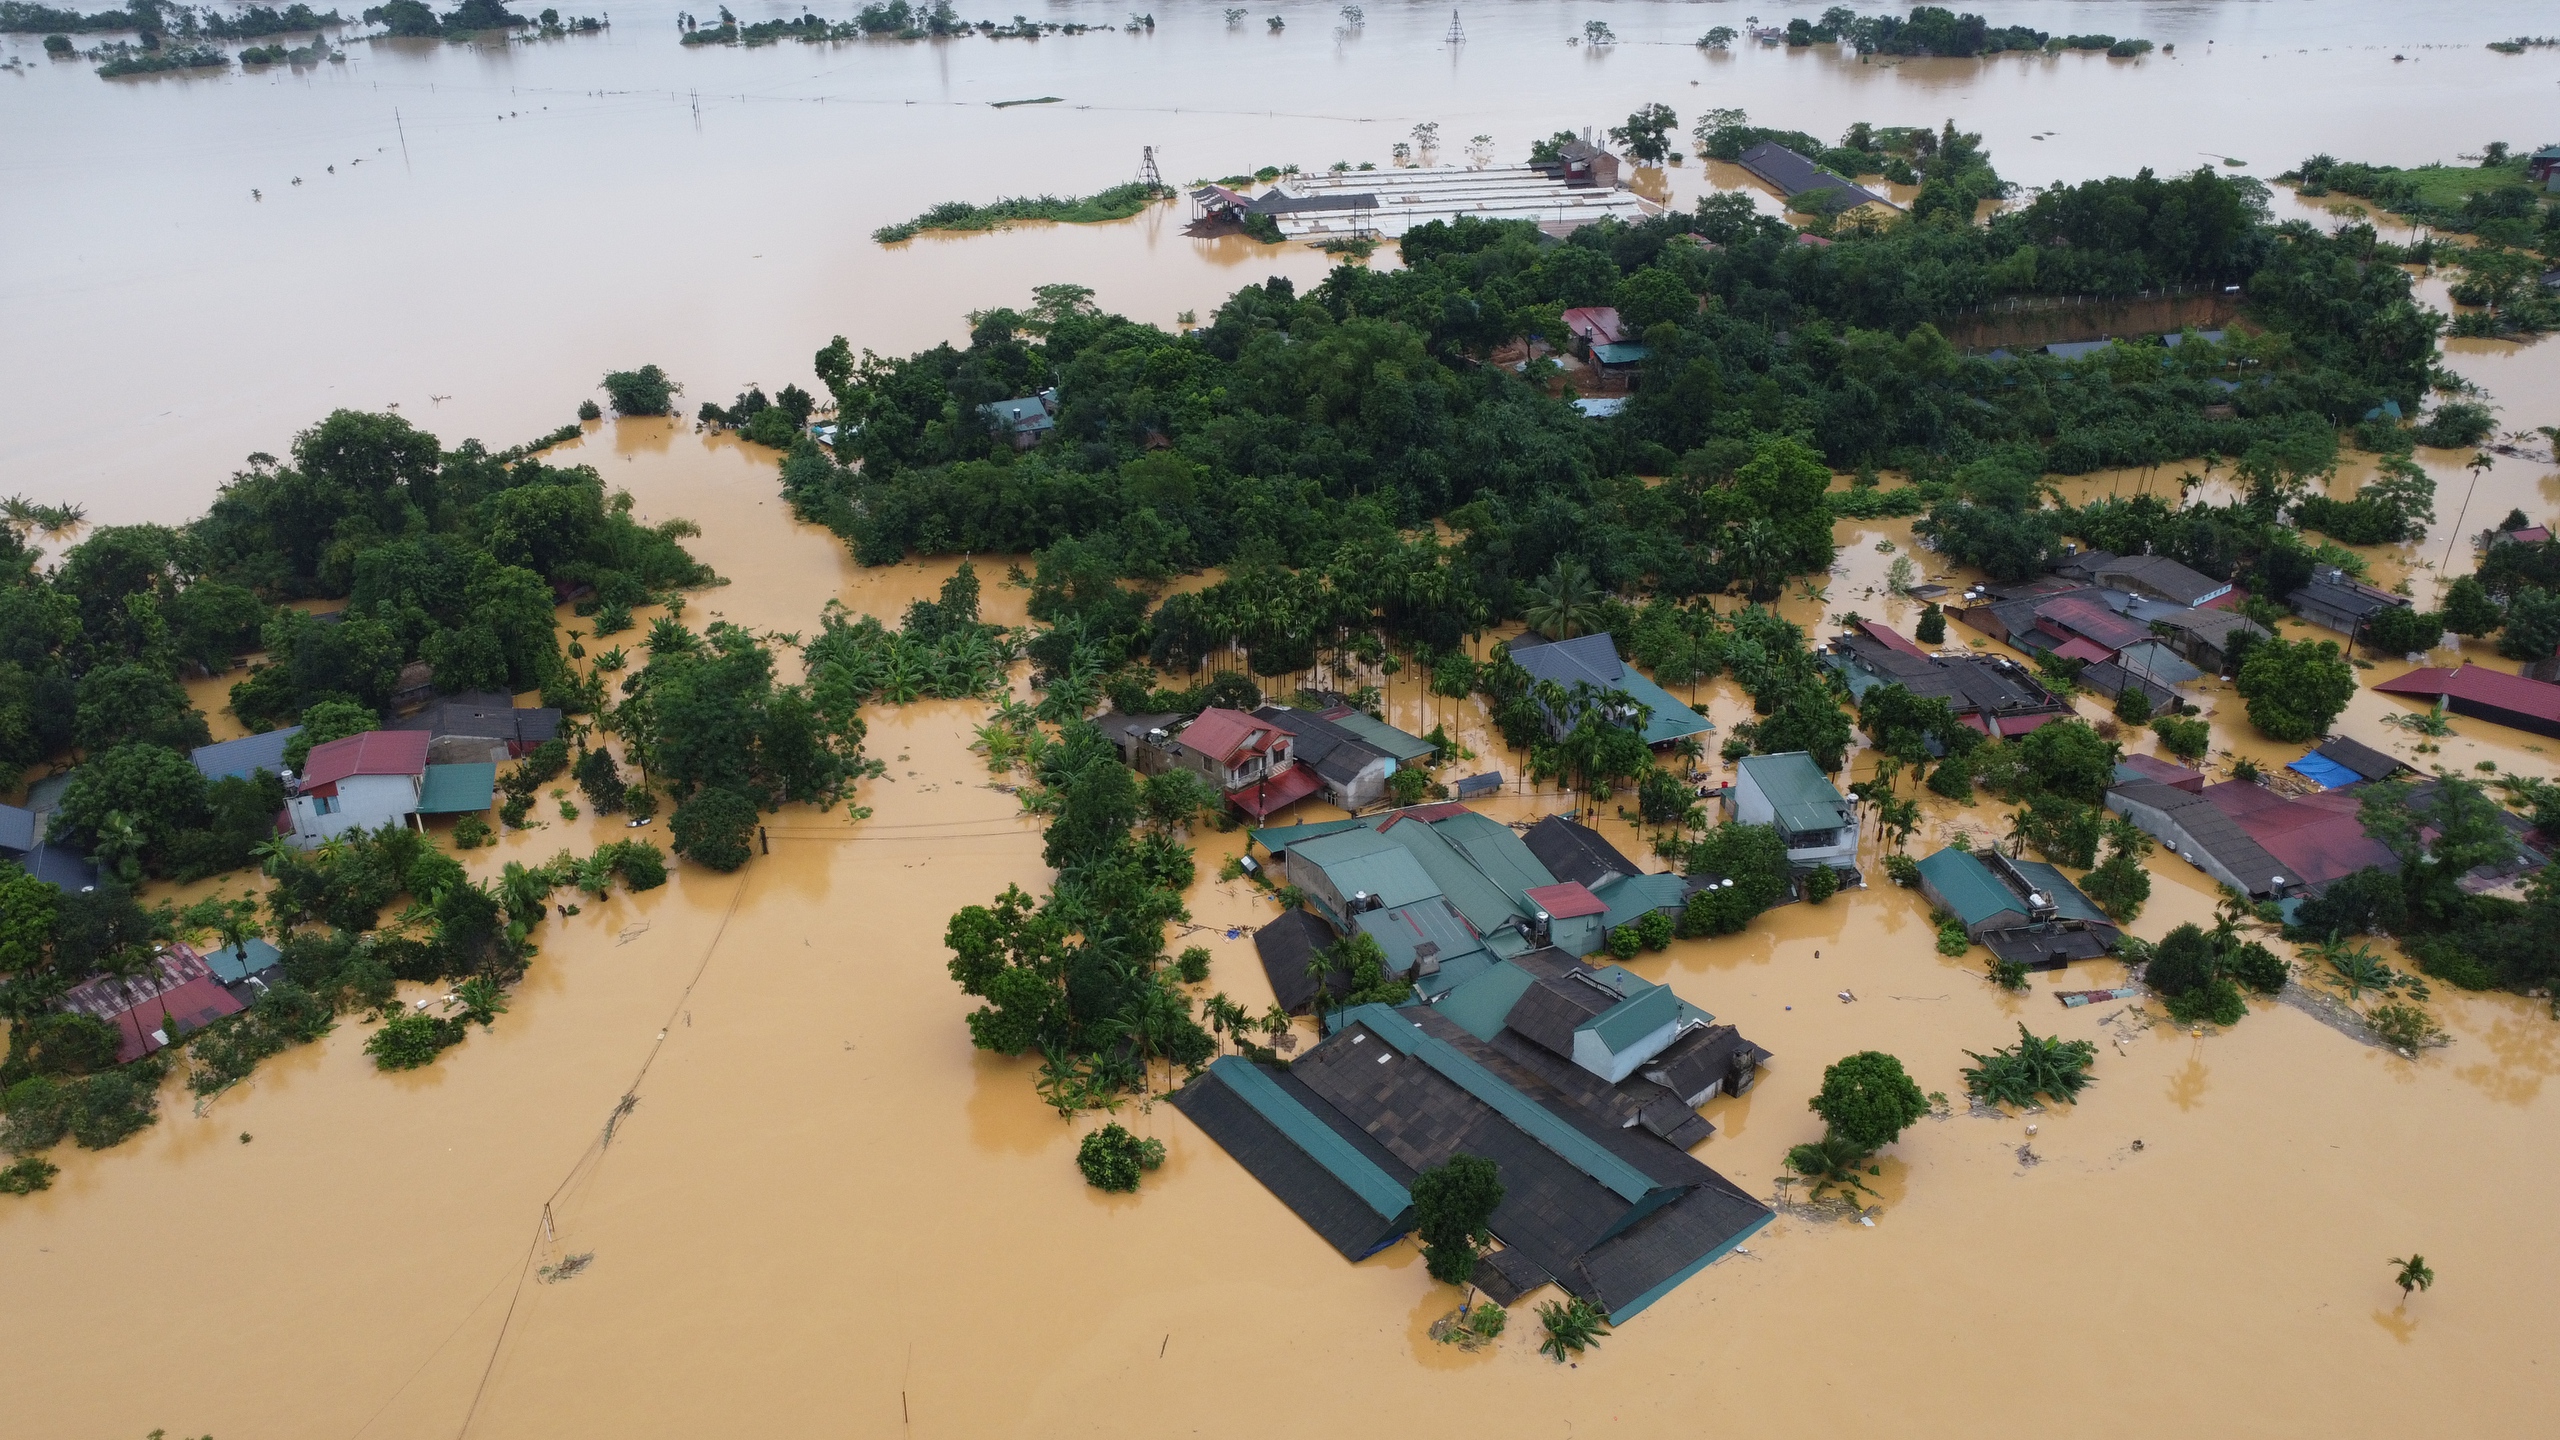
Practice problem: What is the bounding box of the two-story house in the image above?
[286,731,431,847]
[1727,751,1860,873]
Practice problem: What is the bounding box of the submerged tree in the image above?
[1412,1152,1505,1285]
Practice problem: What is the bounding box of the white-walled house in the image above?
[286,731,431,847]
[1727,752,1860,871]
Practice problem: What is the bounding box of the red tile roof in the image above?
[300,729,431,787]
[2051,635,2116,665]
[2373,664,2560,723]
[2035,596,2152,652]
[1524,881,1609,919]
[1224,762,1321,819]
[1179,707,1292,766]
[1561,307,1625,345]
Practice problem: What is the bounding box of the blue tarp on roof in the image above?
[2286,751,2364,789]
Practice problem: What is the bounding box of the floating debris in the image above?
[538,1252,595,1283]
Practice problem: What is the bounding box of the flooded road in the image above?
[8,3,2560,1436]
[7,0,2560,519]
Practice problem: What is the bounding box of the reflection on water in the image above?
[2166,1050,2212,1112]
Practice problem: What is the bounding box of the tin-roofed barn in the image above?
[2374,664,2560,740]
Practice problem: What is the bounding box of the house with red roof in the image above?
[59,942,242,1064]
[1560,306,1625,359]
[286,729,432,847]
[1123,707,1320,819]
[2374,664,2560,740]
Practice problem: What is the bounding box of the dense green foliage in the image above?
[872,182,1172,245]
[1536,1296,1610,1361]
[1809,1049,1929,1152]
[1413,1152,1504,1285]
[2235,636,2355,743]
[1961,1023,2097,1107]
[1074,1121,1165,1192]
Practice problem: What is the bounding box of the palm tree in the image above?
[2388,1253,2434,1299]
[1520,557,1602,640]
[250,836,295,879]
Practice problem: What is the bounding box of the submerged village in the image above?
[7,3,2560,1432]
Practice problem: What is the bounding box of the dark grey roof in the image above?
[1829,633,2066,721]
[2111,780,2288,895]
[1505,631,1625,689]
[1252,705,1390,788]
[1247,189,1379,215]
[1642,1024,1763,1108]
[2315,735,2408,783]
[2287,573,2408,622]
[1521,815,1641,889]
[0,803,34,854]
[1981,926,2117,969]
[1254,908,1345,1013]
[1733,140,1888,210]
[9,841,98,891]
[191,727,300,783]
[1503,972,1618,1060]
[1169,1061,1415,1260]
[1471,1246,1556,1306]
[2079,661,2180,714]
[388,694,561,745]
[2091,554,2227,606]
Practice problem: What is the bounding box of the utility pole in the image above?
[1446,7,1463,44]
[1138,144,1163,189]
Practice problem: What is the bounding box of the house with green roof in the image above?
[1728,752,1859,872]
[1915,844,2120,969]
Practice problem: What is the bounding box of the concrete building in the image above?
[286,731,432,847]
[1727,752,1859,872]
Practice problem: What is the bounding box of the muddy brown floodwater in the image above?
[10,3,2560,1436]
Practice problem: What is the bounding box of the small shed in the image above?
[416,763,498,815]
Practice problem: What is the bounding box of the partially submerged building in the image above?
[59,942,242,1064]
[979,391,1056,449]
[1253,803,1699,993]
[2287,567,2410,639]
[1119,706,1314,819]
[189,727,300,784]
[0,801,96,891]
[388,692,563,764]
[1732,140,1896,217]
[1503,632,1712,746]
[285,732,496,847]
[1916,846,2120,969]
[2105,780,2293,899]
[1172,994,1771,1318]
[2374,664,2560,740]
[1825,624,2072,739]
[1727,752,1859,872]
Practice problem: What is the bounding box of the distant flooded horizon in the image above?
[9,6,2560,1438]
[6,0,2560,521]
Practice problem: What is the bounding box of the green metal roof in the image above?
[1428,958,1542,1042]
[2009,858,2110,925]
[1340,1003,1661,1205]
[1323,710,1437,763]
[1354,899,1490,979]
[1739,752,1849,834]
[1379,814,1537,935]
[1915,848,2024,928]
[1585,960,1713,1027]
[1584,982,1678,1055]
[1206,1055,1414,1223]
[1249,816,1369,855]
[1615,668,1713,745]
[416,763,497,814]
[1592,870,1689,932]
[1289,828,1443,912]
[1590,341,1653,365]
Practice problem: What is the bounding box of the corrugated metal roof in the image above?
[301,730,430,787]
[1916,849,2023,928]
[1208,1056,1416,1222]
[1342,1004,1662,1205]
[1289,828,1443,912]
[1524,881,1607,919]
[1383,812,1538,934]
[190,727,300,782]
[2375,664,2560,724]
[416,763,497,814]
[2007,858,2110,925]
[1355,899,1487,979]
[1584,983,1676,1054]
[1431,958,1545,1042]
[1738,752,1849,835]
[2315,735,2407,782]
[1320,707,1437,763]
[1593,871,1689,932]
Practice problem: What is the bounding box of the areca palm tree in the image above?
[1521,557,1603,640]
[2388,1253,2434,1299]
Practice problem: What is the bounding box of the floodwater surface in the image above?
[7,4,2560,1437]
